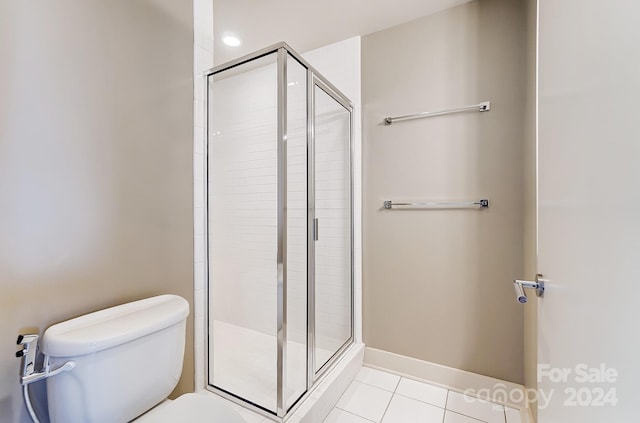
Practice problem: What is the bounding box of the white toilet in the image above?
[41,295,245,423]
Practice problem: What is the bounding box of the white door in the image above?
[537,0,640,421]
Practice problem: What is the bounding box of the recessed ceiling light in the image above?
[222,34,241,47]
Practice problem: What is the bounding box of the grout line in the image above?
[392,376,401,393]
[335,379,395,422]
[334,408,378,423]
[362,364,456,394]
[353,370,401,393]
[355,380,397,394]
[444,410,488,423]
[446,393,507,423]
[448,407,496,423]
[393,391,446,410]
[444,406,497,423]
[442,391,450,423]
[378,393,394,423]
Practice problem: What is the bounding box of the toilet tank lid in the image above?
[42,295,189,358]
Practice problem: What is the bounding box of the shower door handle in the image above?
[313,218,319,241]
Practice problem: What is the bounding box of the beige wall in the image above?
[362,0,527,384]
[0,1,194,422]
[523,0,538,419]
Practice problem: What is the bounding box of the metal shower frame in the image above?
[203,42,355,421]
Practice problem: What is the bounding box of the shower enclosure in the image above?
[205,43,353,419]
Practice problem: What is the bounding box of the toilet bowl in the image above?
[41,295,244,423]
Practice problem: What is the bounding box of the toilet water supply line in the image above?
[16,334,76,423]
[22,386,39,423]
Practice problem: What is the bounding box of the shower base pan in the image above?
[208,320,364,421]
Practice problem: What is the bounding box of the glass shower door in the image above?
[208,52,280,413]
[312,81,352,374]
[207,48,310,416]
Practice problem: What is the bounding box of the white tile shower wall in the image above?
[193,0,214,391]
[209,60,281,339]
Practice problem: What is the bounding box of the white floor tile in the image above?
[505,407,522,423]
[395,378,448,408]
[382,395,445,423]
[355,367,401,392]
[336,381,393,422]
[443,410,484,423]
[323,408,375,423]
[446,391,505,423]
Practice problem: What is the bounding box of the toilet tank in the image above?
[42,295,189,423]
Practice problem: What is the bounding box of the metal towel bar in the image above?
[384,101,490,125]
[383,199,489,209]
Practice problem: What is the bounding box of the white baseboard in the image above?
[364,347,535,422]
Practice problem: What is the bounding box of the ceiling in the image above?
[213,0,474,65]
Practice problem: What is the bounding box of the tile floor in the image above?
[325,367,522,423]
[225,366,523,423]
